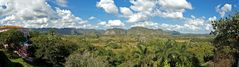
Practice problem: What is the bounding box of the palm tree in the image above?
[173,43,193,67]
[154,40,177,67]
[154,40,194,67]
[133,42,154,66]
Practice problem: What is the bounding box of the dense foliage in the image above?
[63,37,214,67]
[0,29,26,47]
[31,34,78,67]
[0,29,215,67]
[211,13,239,66]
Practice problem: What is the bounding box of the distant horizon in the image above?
[0,25,213,34]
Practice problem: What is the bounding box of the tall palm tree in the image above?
[133,43,154,66]
[154,40,194,67]
[154,40,178,67]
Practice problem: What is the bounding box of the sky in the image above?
[0,0,238,34]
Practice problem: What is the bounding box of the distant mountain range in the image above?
[27,27,181,36]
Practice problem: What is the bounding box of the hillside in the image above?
[28,27,182,36]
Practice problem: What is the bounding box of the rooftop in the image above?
[0,26,23,29]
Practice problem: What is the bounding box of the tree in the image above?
[0,29,26,45]
[65,51,109,67]
[154,40,179,67]
[31,35,78,67]
[48,28,57,36]
[133,43,153,66]
[211,13,239,66]
[0,29,26,53]
[152,40,197,67]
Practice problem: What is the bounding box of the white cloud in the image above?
[131,16,214,34]
[154,0,192,19]
[96,0,118,14]
[54,8,90,28]
[98,20,125,27]
[118,0,192,23]
[0,0,56,28]
[185,17,205,27]
[216,3,232,17]
[119,7,148,23]
[160,12,184,19]
[120,7,133,16]
[130,0,155,12]
[159,23,183,31]
[131,21,159,29]
[56,0,67,7]
[97,21,107,26]
[107,20,125,27]
[0,0,92,28]
[88,16,96,20]
[128,13,148,23]
[205,24,212,31]
[208,16,217,21]
[95,0,192,23]
[0,0,56,18]
[159,0,192,10]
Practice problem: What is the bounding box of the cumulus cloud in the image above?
[184,16,205,27]
[159,23,183,31]
[98,20,125,27]
[0,0,56,28]
[131,0,192,17]
[155,0,192,19]
[96,0,192,23]
[56,0,67,7]
[98,21,107,26]
[88,16,96,20]
[159,0,192,10]
[0,0,92,28]
[107,20,125,27]
[117,0,192,23]
[216,3,232,17]
[131,21,159,29]
[120,7,133,16]
[96,0,118,14]
[0,0,56,18]
[54,8,91,28]
[208,16,217,21]
[130,0,155,12]
[119,7,148,23]
[166,16,214,33]
[129,16,214,33]
[128,13,148,23]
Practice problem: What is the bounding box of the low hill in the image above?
[27,27,182,36]
[104,28,127,35]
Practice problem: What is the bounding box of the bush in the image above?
[65,51,109,67]
[31,35,78,67]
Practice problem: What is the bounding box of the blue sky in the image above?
[64,0,238,22]
[0,0,238,33]
[57,0,238,19]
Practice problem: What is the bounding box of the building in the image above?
[0,26,23,33]
[0,26,32,62]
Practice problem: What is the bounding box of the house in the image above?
[0,26,32,62]
[0,26,23,33]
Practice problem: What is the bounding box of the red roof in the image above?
[0,26,23,29]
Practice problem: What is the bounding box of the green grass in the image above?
[10,58,33,67]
